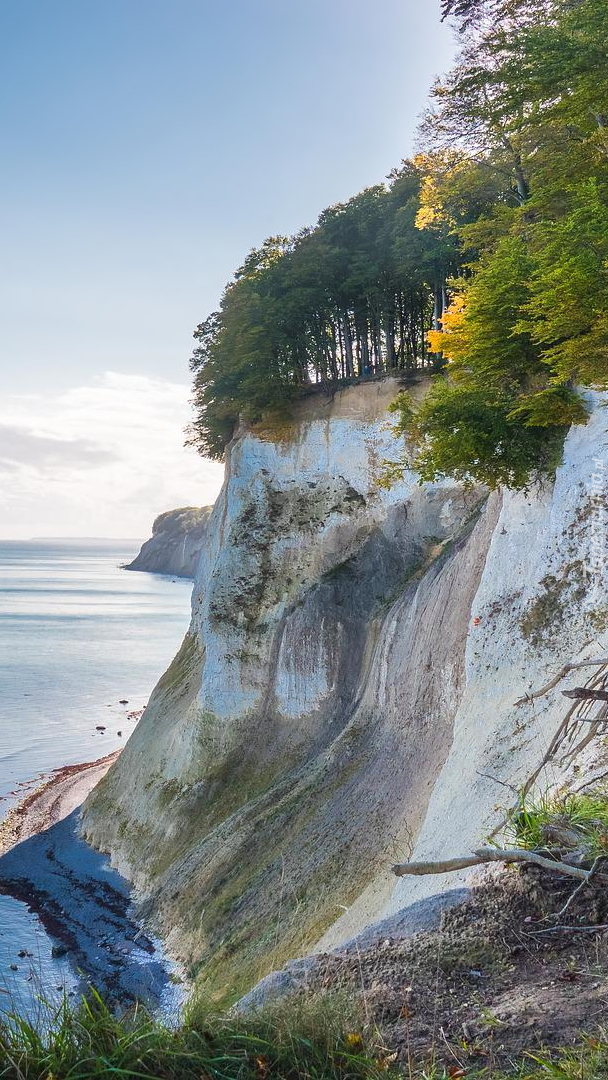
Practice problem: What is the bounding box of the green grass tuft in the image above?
[4,989,608,1078]
[0,988,389,1079]
[507,790,608,858]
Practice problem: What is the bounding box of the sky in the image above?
[0,0,455,538]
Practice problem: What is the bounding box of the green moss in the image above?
[156,778,183,808]
[520,562,587,645]
[154,632,203,695]
[589,607,608,632]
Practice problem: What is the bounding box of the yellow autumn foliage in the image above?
[427,294,466,357]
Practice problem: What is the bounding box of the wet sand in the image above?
[0,753,182,1011]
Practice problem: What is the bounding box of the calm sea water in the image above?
[0,539,193,1013]
[0,539,193,796]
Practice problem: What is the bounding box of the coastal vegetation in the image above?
[189,0,608,488]
[3,989,608,1079]
[188,168,457,459]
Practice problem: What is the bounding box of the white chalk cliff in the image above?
[82,379,608,1002]
[126,507,213,578]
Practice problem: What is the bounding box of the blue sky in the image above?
[0,0,455,536]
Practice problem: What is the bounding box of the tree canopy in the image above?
[390,0,608,487]
[188,166,458,459]
[189,0,608,486]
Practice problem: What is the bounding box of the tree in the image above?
[389,0,606,488]
[188,167,453,458]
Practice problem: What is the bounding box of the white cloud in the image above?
[0,372,224,538]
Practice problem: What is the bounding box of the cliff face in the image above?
[126,507,213,578]
[82,380,608,1002]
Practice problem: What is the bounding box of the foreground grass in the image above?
[0,990,390,1080]
[1,991,608,1080]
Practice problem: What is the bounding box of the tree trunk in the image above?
[342,315,354,378]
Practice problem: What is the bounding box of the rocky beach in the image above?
[0,752,184,1012]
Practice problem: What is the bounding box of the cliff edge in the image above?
[125,506,213,578]
[83,379,608,1004]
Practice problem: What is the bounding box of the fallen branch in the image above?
[514,659,608,706]
[392,846,608,883]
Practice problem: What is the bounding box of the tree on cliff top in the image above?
[189,0,608,485]
[389,0,608,488]
[188,168,456,460]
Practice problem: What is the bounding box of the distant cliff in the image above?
[125,507,213,578]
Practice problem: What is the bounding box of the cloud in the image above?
[0,372,224,538]
[0,424,116,472]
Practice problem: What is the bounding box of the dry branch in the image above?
[554,854,608,920]
[514,659,608,706]
[562,687,608,702]
[526,924,608,935]
[392,846,608,883]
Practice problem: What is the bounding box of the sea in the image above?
[0,539,193,1016]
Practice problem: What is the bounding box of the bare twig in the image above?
[491,664,608,840]
[554,855,608,921]
[572,768,608,794]
[526,924,608,935]
[562,688,608,702]
[392,846,608,883]
[475,771,519,794]
[514,659,608,706]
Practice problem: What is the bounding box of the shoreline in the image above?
[0,750,121,857]
[0,751,182,1011]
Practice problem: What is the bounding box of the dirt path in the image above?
[0,752,120,856]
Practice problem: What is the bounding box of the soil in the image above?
[304,865,608,1071]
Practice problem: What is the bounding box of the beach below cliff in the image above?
[0,752,120,857]
[0,751,184,1014]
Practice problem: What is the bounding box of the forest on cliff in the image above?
[189,0,608,489]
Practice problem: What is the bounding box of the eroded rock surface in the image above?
[82,380,608,1003]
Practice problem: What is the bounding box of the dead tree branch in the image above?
[553,855,608,921]
[562,688,608,702]
[392,846,608,884]
[514,659,608,706]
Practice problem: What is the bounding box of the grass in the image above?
[4,992,608,1079]
[0,989,393,1080]
[506,789,608,858]
[412,1036,608,1077]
